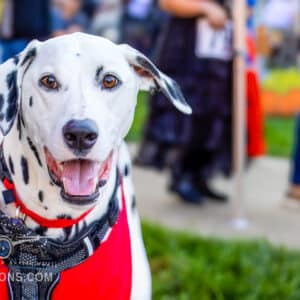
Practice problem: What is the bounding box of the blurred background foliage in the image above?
[262,69,300,94]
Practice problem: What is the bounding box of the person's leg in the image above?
[288,114,300,199]
[169,116,204,204]
[169,149,204,204]
[193,115,228,202]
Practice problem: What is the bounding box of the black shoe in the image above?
[169,178,204,204]
[197,180,228,202]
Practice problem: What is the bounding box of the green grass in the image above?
[126,92,149,142]
[143,222,300,300]
[265,117,295,158]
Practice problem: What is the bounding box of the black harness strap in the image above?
[0,149,121,299]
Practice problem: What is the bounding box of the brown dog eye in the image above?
[102,74,119,89]
[40,75,59,90]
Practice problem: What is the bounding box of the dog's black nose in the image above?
[63,119,98,154]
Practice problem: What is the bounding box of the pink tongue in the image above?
[62,160,98,196]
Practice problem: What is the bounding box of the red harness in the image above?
[0,181,133,300]
[3,178,95,228]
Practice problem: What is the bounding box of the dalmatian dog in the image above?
[0,33,191,299]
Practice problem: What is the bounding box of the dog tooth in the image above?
[92,178,97,190]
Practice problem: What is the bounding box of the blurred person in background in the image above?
[81,0,100,20]
[135,0,233,204]
[0,0,51,62]
[261,0,298,68]
[287,115,300,203]
[122,0,165,56]
[89,0,123,43]
[52,0,88,36]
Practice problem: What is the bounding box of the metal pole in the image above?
[231,0,248,229]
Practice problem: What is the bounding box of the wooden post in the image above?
[231,0,248,229]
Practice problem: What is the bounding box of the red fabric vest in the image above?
[0,184,132,300]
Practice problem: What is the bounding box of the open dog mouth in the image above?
[44,148,113,205]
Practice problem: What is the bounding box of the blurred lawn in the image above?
[126,92,149,142]
[265,117,295,158]
[128,93,295,158]
[143,222,300,300]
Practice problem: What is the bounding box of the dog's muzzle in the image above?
[45,148,113,205]
[63,119,98,156]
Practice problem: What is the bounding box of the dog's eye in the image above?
[102,74,119,89]
[40,75,59,90]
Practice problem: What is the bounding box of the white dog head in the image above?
[0,33,191,219]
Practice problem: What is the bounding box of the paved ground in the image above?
[129,146,300,249]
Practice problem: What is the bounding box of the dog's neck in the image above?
[0,121,119,240]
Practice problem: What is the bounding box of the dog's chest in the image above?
[0,181,133,300]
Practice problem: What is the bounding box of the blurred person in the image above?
[52,0,88,36]
[0,0,51,62]
[262,0,298,31]
[82,0,100,20]
[89,0,123,43]
[135,0,233,204]
[122,0,165,56]
[261,0,299,68]
[287,115,300,202]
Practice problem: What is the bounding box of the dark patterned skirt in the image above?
[136,17,233,181]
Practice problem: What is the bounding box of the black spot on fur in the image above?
[124,164,129,176]
[20,110,26,127]
[16,115,22,140]
[63,226,72,241]
[6,70,18,123]
[131,195,136,210]
[136,56,160,79]
[38,191,44,203]
[6,70,16,89]
[49,181,54,186]
[82,220,87,230]
[0,94,4,111]
[75,223,79,236]
[95,66,103,80]
[27,137,42,167]
[21,48,36,67]
[8,156,14,175]
[20,156,29,184]
[57,214,73,220]
[29,96,33,107]
[57,214,73,241]
[13,55,19,65]
[44,206,48,210]
[35,226,47,236]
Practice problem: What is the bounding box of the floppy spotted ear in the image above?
[0,40,40,138]
[119,44,192,114]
